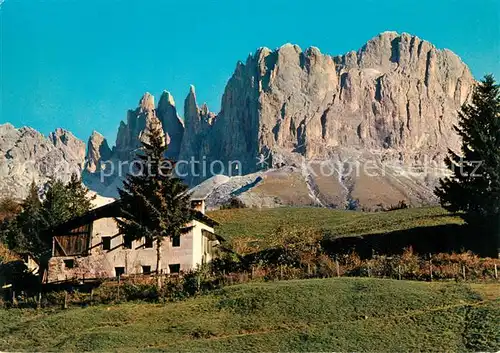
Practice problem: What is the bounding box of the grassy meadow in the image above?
[208,206,463,241]
[1,277,498,352]
[1,207,498,352]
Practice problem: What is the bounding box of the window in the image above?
[63,259,74,269]
[172,235,180,247]
[102,236,111,250]
[123,236,132,249]
[168,264,180,273]
[115,267,125,277]
[144,237,153,248]
[142,265,151,274]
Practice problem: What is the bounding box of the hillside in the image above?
[208,206,463,241]
[0,278,498,351]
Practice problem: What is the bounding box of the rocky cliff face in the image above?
[168,32,474,208]
[157,91,185,159]
[86,131,112,173]
[193,32,473,175]
[113,92,157,161]
[0,124,85,199]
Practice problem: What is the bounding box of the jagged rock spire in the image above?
[157,90,184,159]
[86,130,112,173]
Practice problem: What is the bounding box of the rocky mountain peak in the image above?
[113,92,159,160]
[157,90,184,159]
[0,124,85,199]
[158,90,177,109]
[184,85,199,122]
[48,128,86,163]
[85,131,111,173]
[138,92,155,113]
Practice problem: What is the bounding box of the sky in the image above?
[1,0,499,145]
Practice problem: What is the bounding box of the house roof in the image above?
[51,200,219,234]
[202,229,225,242]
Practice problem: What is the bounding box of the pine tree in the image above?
[39,179,71,233]
[24,181,41,210]
[1,181,43,254]
[435,75,500,257]
[116,117,193,287]
[17,181,43,251]
[66,172,95,217]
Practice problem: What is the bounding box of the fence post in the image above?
[251,266,255,279]
[90,288,94,305]
[367,264,371,277]
[462,265,466,281]
[12,290,17,307]
[63,291,68,310]
[335,258,340,278]
[429,260,433,281]
[37,292,42,309]
[495,263,498,279]
[117,274,121,300]
[398,265,402,280]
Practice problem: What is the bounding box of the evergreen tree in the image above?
[1,181,42,254]
[435,75,500,257]
[39,178,72,233]
[16,181,43,251]
[66,172,95,217]
[116,117,193,287]
[3,175,94,258]
[25,180,41,210]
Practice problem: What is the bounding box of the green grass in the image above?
[1,278,498,352]
[208,206,463,241]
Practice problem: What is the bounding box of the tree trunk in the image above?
[156,238,162,289]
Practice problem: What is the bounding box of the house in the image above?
[46,199,221,283]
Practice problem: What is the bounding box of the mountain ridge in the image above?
[0,32,476,208]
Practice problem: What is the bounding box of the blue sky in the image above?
[1,0,499,145]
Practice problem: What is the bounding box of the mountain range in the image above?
[0,31,475,210]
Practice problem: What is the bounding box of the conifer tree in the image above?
[435,75,500,256]
[2,175,94,258]
[117,117,193,287]
[25,180,41,210]
[66,172,95,217]
[39,179,71,233]
[17,181,43,251]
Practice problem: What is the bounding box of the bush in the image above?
[220,197,246,210]
[122,283,159,301]
[0,198,21,222]
[386,200,409,211]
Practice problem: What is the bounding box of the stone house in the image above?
[46,199,221,283]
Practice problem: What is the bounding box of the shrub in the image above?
[122,283,159,301]
[386,200,409,211]
[220,197,246,210]
[316,254,336,277]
